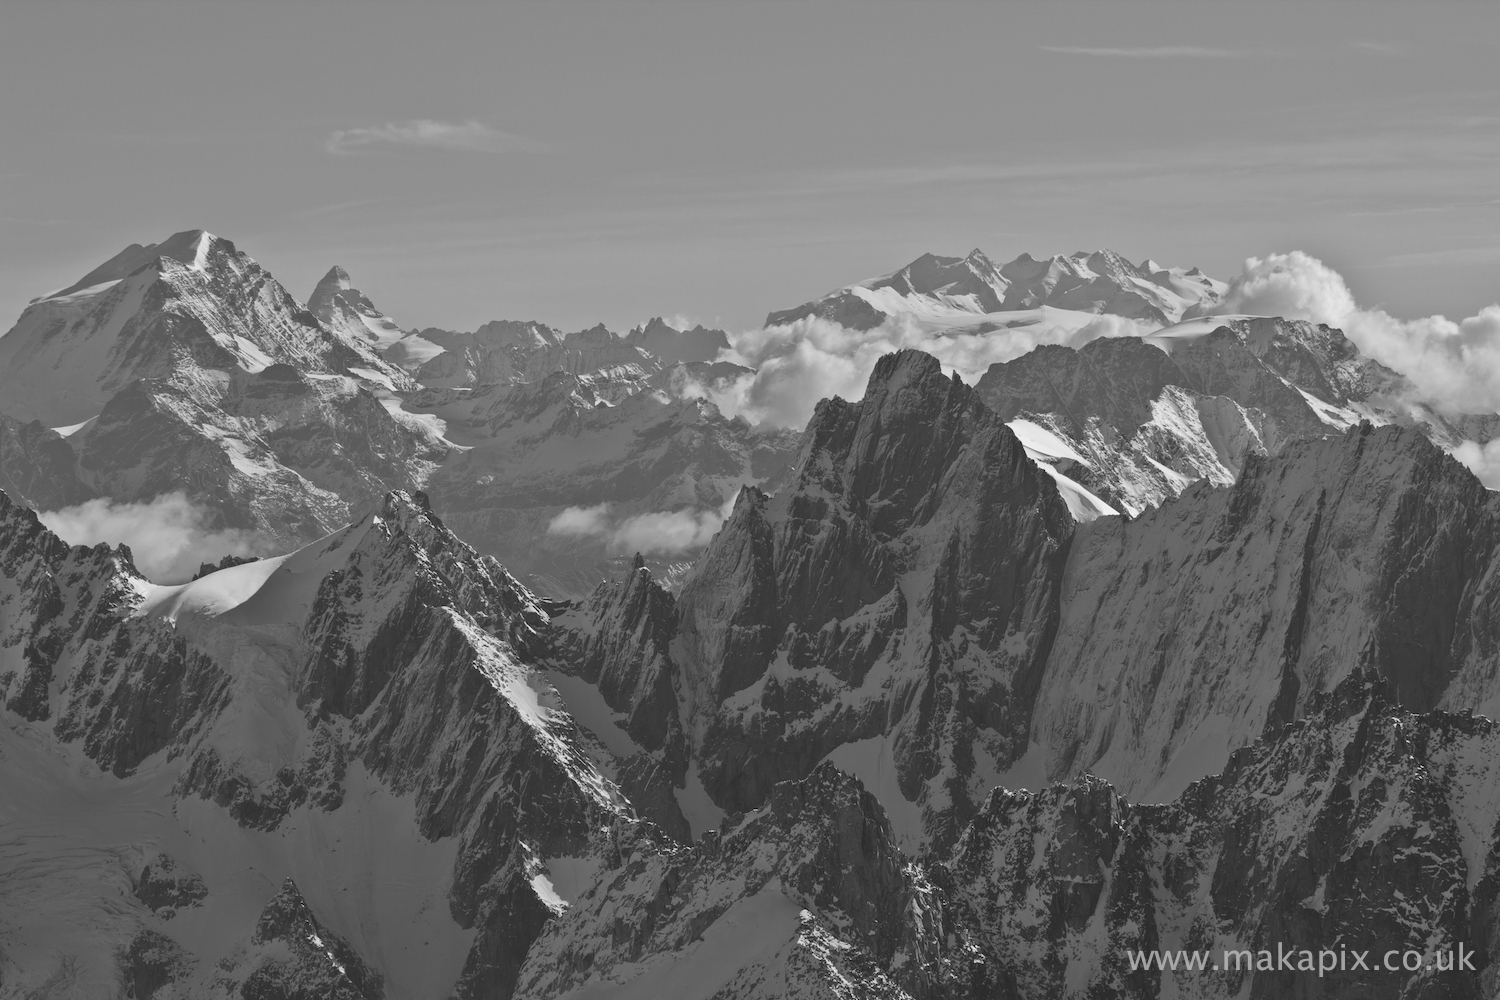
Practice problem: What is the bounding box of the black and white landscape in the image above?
[6,3,1500,998]
[4,226,1500,1000]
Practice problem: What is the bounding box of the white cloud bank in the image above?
[1209,250,1500,484]
[696,311,1152,429]
[38,492,273,584]
[547,500,729,555]
[671,248,1500,487]
[325,119,548,155]
[1213,251,1500,415]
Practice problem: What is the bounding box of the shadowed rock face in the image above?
[1033,422,1500,800]
[975,336,1191,436]
[0,415,95,511]
[670,350,1075,844]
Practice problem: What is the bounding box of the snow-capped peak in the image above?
[307,264,406,351]
[763,246,1225,333]
[37,228,214,302]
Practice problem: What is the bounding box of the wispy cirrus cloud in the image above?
[1349,40,1403,56]
[1039,45,1242,59]
[324,118,549,155]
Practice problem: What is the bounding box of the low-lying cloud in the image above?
[701,310,1154,429]
[38,492,274,584]
[547,500,729,556]
[1450,440,1500,489]
[324,119,549,155]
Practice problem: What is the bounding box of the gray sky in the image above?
[1,0,1496,334]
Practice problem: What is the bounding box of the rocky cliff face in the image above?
[1032,422,1500,801]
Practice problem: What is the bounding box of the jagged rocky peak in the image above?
[211,877,385,999]
[672,348,1074,847]
[625,315,731,365]
[306,263,416,361]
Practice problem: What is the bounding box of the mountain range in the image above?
[1,232,1496,998]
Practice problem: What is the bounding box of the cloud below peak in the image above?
[37,492,276,584]
[546,501,729,556]
[324,119,549,155]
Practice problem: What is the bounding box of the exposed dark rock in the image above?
[228,877,384,1000]
[134,853,208,914]
[117,929,193,999]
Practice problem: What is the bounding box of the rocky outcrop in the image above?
[134,854,209,916]
[214,878,383,1000]
[118,929,195,1000]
